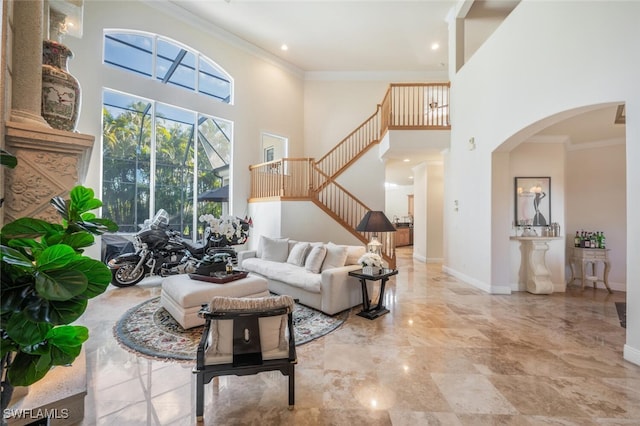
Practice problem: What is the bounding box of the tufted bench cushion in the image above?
[160,274,270,329]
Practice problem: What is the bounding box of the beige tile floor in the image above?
[78,248,640,425]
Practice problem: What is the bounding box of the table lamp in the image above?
[355,211,396,256]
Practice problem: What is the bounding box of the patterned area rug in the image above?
[113,296,348,362]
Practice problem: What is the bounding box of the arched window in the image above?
[103,30,233,103]
[101,32,233,239]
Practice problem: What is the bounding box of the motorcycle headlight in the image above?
[133,235,145,251]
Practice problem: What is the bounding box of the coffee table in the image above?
[348,268,398,319]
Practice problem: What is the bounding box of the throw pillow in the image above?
[321,242,349,271]
[304,245,327,273]
[345,245,367,265]
[258,236,290,262]
[286,242,310,266]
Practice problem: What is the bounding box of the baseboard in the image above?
[412,253,427,263]
[442,266,511,294]
[623,344,640,367]
[609,281,627,292]
[426,257,444,263]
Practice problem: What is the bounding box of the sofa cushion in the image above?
[345,245,367,265]
[258,236,289,262]
[242,258,323,293]
[305,245,327,273]
[287,242,310,266]
[321,242,349,271]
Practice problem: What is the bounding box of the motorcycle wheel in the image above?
[111,262,147,287]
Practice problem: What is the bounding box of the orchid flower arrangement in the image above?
[358,252,383,268]
[199,214,250,246]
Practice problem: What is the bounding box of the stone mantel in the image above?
[3,121,95,223]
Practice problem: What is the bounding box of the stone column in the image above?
[10,0,50,126]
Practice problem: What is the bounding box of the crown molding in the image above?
[304,70,449,82]
[141,0,305,79]
[565,137,625,151]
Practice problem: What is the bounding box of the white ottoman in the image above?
[160,274,270,329]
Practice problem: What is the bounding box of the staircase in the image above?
[248,83,451,268]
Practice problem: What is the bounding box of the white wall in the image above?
[64,0,305,222]
[565,141,626,290]
[448,0,640,365]
[303,80,389,159]
[246,200,362,251]
[427,164,444,261]
[412,163,427,262]
[335,147,386,211]
[385,184,413,222]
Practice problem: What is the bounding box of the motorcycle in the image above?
[107,209,231,287]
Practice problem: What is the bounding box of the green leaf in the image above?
[50,196,70,220]
[8,352,51,386]
[35,245,77,270]
[46,298,88,325]
[50,344,81,365]
[1,338,19,358]
[1,217,59,239]
[22,297,52,323]
[90,217,119,232]
[66,258,111,298]
[1,149,17,168]
[47,325,88,349]
[60,232,95,250]
[35,269,88,301]
[0,282,32,313]
[0,245,35,268]
[7,237,42,251]
[70,186,98,212]
[5,312,51,346]
[35,350,52,372]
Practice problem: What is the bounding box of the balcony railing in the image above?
[249,158,313,200]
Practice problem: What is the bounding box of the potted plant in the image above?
[0,185,118,414]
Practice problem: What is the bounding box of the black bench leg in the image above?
[288,365,295,409]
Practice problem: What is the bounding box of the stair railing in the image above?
[311,169,396,267]
[248,82,450,266]
[314,106,381,184]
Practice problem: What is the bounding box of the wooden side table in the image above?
[568,247,612,293]
[348,268,398,319]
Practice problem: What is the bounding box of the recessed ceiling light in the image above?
[403,158,410,162]
[431,42,439,50]
[409,176,414,179]
[280,44,288,51]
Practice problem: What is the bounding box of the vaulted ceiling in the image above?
[152,1,623,185]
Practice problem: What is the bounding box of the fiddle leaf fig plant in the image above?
[0,185,117,406]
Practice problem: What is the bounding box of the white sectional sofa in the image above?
[237,236,370,315]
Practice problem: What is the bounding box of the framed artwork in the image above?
[514,177,551,227]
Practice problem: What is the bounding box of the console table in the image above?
[511,236,562,294]
[568,247,612,293]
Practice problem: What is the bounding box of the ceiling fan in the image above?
[428,100,448,110]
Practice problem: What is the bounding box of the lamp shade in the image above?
[355,211,396,233]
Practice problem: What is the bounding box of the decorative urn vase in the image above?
[41,40,81,131]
